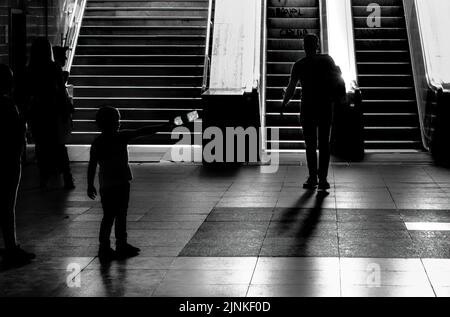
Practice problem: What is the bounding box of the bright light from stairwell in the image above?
[326,0,358,93]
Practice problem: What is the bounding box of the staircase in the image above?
[265,0,320,151]
[69,0,210,144]
[352,0,422,150]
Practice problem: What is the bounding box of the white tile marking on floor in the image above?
[405,222,450,231]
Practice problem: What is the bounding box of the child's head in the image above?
[0,64,13,95]
[96,106,120,133]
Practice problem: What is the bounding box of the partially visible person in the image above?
[87,107,175,262]
[281,34,342,191]
[0,64,36,267]
[27,38,75,189]
[53,45,75,189]
[53,46,70,84]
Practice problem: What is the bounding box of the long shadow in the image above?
[278,190,316,226]
[275,190,330,252]
[99,261,127,297]
[296,191,329,241]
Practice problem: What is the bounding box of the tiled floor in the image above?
[2,152,450,297]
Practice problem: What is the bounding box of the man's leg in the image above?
[302,118,318,179]
[318,117,333,186]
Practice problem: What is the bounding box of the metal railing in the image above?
[201,0,214,92]
[403,0,441,150]
[63,0,87,72]
[259,0,268,150]
[321,0,359,93]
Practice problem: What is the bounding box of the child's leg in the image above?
[99,187,117,249]
[114,183,130,247]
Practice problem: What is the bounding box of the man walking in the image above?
[281,34,342,191]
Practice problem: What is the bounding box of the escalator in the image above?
[352,0,422,150]
[265,0,320,151]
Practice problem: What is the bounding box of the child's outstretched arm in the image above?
[87,145,98,200]
[122,122,175,142]
[121,111,198,142]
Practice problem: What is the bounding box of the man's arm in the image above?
[87,146,98,200]
[281,63,300,116]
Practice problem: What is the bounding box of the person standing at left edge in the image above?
[0,64,36,267]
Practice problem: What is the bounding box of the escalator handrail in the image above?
[64,0,87,72]
[260,0,268,150]
[321,0,360,94]
[403,0,444,150]
[404,0,444,92]
[201,0,214,92]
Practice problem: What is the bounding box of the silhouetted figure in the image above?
[0,64,36,267]
[281,34,342,191]
[87,107,175,262]
[53,46,70,84]
[26,38,75,189]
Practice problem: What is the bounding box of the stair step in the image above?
[74,86,202,98]
[73,55,205,65]
[87,1,210,8]
[351,0,422,150]
[85,8,208,17]
[70,75,203,87]
[358,74,414,87]
[352,5,404,17]
[70,0,210,144]
[83,16,207,27]
[74,107,202,121]
[268,18,319,29]
[77,35,206,46]
[357,62,411,74]
[68,133,198,146]
[353,17,406,28]
[267,7,319,18]
[80,25,207,35]
[73,97,203,108]
[75,45,205,55]
[71,65,204,76]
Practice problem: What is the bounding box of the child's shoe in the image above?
[116,243,141,259]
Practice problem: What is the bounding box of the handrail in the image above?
[404,0,443,91]
[322,0,359,93]
[403,0,443,150]
[250,0,262,92]
[319,0,328,53]
[64,0,87,72]
[201,0,214,92]
[260,0,268,150]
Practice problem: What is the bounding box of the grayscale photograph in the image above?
[1,0,450,308]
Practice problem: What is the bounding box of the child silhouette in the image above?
[87,107,196,262]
